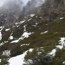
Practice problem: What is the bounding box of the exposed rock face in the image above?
[44,0,64,8]
[39,0,65,22]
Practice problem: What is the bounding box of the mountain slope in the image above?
[0,0,65,65]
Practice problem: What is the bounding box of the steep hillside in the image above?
[0,0,65,65]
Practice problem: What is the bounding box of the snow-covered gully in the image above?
[8,49,33,65]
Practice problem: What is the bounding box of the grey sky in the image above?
[22,0,29,5]
[0,0,6,7]
[0,0,29,7]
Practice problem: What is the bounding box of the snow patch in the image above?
[30,14,35,17]
[63,61,65,65]
[11,40,19,43]
[0,59,1,62]
[2,50,11,56]
[40,31,48,34]
[19,20,25,24]
[56,45,63,49]
[60,17,64,20]
[28,18,32,21]
[8,49,33,65]
[22,32,32,38]
[38,52,42,55]
[0,41,8,46]
[0,31,2,40]
[32,23,38,27]
[15,20,25,26]
[5,28,10,31]
[9,33,13,40]
[21,44,30,47]
[28,49,33,52]
[9,36,13,40]
[0,42,5,46]
[0,26,4,40]
[0,26,4,29]
[56,37,65,49]
[15,22,19,25]
[11,32,33,43]
[48,49,56,57]
[23,25,27,32]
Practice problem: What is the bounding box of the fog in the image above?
[0,0,45,9]
[0,0,45,15]
[0,0,6,7]
[0,0,45,26]
[22,0,45,15]
[0,0,29,7]
[22,0,29,5]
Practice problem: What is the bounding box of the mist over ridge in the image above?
[0,0,45,27]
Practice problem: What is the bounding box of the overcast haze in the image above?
[0,0,29,7]
[0,0,45,7]
[0,0,6,7]
[22,0,29,5]
[0,0,45,15]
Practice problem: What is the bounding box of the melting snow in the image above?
[11,40,19,43]
[38,52,42,55]
[40,31,48,34]
[30,14,35,17]
[0,59,1,62]
[28,49,33,52]
[9,33,13,40]
[4,41,8,43]
[56,37,65,49]
[22,32,32,38]
[0,26,4,40]
[21,44,29,47]
[23,25,26,32]
[5,28,10,31]
[2,50,11,56]
[28,18,32,21]
[11,32,33,43]
[0,31,2,40]
[60,17,64,20]
[15,22,19,25]
[0,42,4,46]
[48,49,56,57]
[63,61,65,65]
[56,45,63,49]
[9,36,13,40]
[47,37,65,56]
[15,20,25,27]
[19,20,25,24]
[32,23,38,27]
[0,26,3,29]
[8,49,33,65]
[0,41,8,46]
